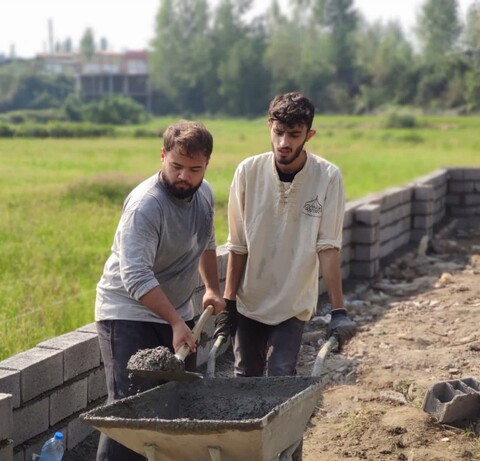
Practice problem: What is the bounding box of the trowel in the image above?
[129,305,214,382]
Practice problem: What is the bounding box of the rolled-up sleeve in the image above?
[316,169,345,252]
[226,166,248,255]
[118,209,160,300]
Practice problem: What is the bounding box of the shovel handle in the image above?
[176,305,214,361]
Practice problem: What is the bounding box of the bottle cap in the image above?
[54,432,64,439]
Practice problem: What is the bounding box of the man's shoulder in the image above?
[237,152,272,171]
[307,153,342,176]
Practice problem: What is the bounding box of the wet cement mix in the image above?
[127,346,184,372]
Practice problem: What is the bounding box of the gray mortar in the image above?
[127,346,184,372]
[81,376,322,432]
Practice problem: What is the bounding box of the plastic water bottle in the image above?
[39,432,64,461]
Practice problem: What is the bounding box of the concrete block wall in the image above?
[0,167,478,459]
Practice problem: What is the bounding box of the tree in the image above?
[80,28,95,61]
[149,0,213,113]
[415,0,462,62]
[464,0,480,68]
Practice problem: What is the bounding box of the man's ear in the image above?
[306,129,317,142]
[161,147,166,162]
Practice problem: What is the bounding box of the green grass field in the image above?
[1,115,479,359]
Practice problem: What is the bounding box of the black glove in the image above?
[213,299,238,340]
[326,308,356,348]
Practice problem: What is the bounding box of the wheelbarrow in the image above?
[80,337,339,461]
[80,376,322,461]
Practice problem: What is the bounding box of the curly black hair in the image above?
[268,92,315,130]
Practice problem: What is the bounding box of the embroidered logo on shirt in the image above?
[303,196,322,217]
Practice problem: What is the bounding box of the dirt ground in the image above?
[301,217,480,461]
[65,217,480,461]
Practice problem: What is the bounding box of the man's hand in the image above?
[327,308,356,348]
[203,290,226,315]
[171,319,196,353]
[213,299,238,340]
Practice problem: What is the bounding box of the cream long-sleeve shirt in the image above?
[226,151,345,324]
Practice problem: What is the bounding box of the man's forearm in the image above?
[198,249,221,293]
[139,285,184,326]
[224,251,247,299]
[318,248,344,309]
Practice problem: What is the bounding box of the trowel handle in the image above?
[176,305,214,361]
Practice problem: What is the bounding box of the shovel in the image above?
[129,305,214,382]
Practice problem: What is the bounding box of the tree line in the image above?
[1,0,480,117]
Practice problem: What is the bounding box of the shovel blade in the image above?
[128,368,203,382]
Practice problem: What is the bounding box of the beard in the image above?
[273,141,306,166]
[160,170,202,200]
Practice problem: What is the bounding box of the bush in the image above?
[384,113,418,129]
[14,124,49,138]
[133,127,163,138]
[80,96,150,125]
[0,124,14,137]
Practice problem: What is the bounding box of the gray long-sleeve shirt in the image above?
[95,173,216,323]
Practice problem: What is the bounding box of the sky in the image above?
[0,0,476,58]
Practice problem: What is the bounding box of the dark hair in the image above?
[268,92,315,130]
[163,120,213,159]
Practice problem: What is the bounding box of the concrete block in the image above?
[13,397,49,445]
[464,168,480,180]
[50,378,88,426]
[88,368,107,403]
[379,231,410,259]
[66,417,95,450]
[350,260,379,279]
[449,181,475,193]
[76,323,97,334]
[0,369,20,409]
[37,331,100,381]
[351,225,379,244]
[380,186,411,210]
[446,195,461,205]
[465,194,480,205]
[0,439,14,461]
[413,215,434,230]
[343,204,355,228]
[0,393,13,441]
[379,203,411,227]
[354,243,379,261]
[412,200,434,215]
[413,184,434,201]
[413,168,448,188]
[379,217,411,242]
[340,245,352,265]
[342,228,352,246]
[354,204,381,226]
[0,348,63,403]
[423,377,480,423]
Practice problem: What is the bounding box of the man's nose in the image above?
[278,134,288,147]
[178,169,190,181]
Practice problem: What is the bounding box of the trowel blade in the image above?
[128,368,203,382]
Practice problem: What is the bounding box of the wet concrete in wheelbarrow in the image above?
[128,345,184,372]
[81,376,322,431]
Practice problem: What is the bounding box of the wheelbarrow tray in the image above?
[80,376,322,461]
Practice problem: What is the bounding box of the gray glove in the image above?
[213,299,238,341]
[326,308,356,348]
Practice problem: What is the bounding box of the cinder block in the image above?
[0,348,63,403]
[449,181,475,193]
[350,260,379,279]
[13,448,23,461]
[464,168,480,180]
[0,439,13,461]
[66,417,95,450]
[0,393,13,441]
[354,243,379,261]
[446,195,461,205]
[379,217,411,242]
[37,331,100,381]
[343,205,355,228]
[412,200,434,215]
[355,204,381,226]
[342,228,352,246]
[413,215,434,230]
[12,397,49,445]
[413,184,434,201]
[379,203,411,227]
[88,368,107,403]
[423,377,480,423]
[0,369,20,409]
[413,168,448,188]
[340,245,352,265]
[351,225,379,244]
[410,228,432,243]
[465,194,480,205]
[50,378,88,426]
[381,186,411,210]
[76,323,97,334]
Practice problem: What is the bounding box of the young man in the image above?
[95,120,225,461]
[223,92,356,378]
